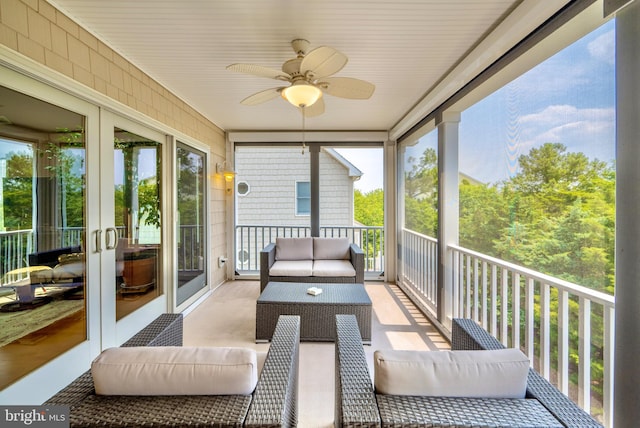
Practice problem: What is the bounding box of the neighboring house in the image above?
[234,146,362,270]
[459,171,484,186]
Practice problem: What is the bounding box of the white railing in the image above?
[0,229,35,283]
[399,228,438,313]
[398,228,614,426]
[235,224,385,276]
[449,244,614,426]
[0,226,201,279]
[178,224,204,272]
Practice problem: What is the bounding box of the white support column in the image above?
[614,1,640,427]
[397,143,407,284]
[436,111,460,329]
[384,139,397,283]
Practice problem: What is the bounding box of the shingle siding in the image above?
[236,147,355,227]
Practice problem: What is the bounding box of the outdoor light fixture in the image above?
[216,161,236,182]
[281,82,322,108]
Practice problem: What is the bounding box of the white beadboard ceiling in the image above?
[48,0,570,136]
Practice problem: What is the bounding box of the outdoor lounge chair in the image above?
[45,313,300,428]
[334,314,603,428]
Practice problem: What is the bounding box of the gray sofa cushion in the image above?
[313,237,350,260]
[275,237,313,260]
[269,260,313,276]
[312,260,356,277]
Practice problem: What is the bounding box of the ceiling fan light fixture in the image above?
[281,83,322,108]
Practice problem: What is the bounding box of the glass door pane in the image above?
[114,128,162,320]
[0,85,87,389]
[176,143,207,306]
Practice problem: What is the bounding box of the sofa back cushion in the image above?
[374,348,529,398]
[92,346,258,396]
[275,237,313,261]
[313,237,350,260]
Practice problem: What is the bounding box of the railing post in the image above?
[558,289,569,395]
[578,297,591,412]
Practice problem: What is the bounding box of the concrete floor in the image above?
[183,280,449,428]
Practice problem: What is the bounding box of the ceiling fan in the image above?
[226,39,375,117]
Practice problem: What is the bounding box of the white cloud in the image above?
[519,104,613,127]
[516,105,614,159]
[588,30,615,65]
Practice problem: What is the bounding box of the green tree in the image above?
[177,147,203,225]
[60,148,85,227]
[354,189,383,226]
[404,148,438,237]
[493,143,615,291]
[3,152,33,230]
[459,180,508,254]
[354,188,384,264]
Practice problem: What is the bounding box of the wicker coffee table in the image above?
[256,281,371,343]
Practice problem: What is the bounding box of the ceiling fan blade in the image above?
[319,77,375,99]
[300,97,325,117]
[240,87,284,105]
[300,46,348,79]
[227,63,289,81]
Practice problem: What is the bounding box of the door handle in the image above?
[95,229,102,253]
[105,227,118,250]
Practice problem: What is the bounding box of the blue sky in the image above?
[457,20,615,184]
[334,147,383,193]
[398,19,615,188]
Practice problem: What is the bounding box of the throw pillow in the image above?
[374,348,529,398]
[92,346,258,395]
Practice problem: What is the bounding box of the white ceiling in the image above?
[47,0,570,137]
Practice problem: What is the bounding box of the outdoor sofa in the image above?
[260,237,364,291]
[334,314,603,428]
[45,313,300,427]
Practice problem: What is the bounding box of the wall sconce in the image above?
[216,161,236,182]
[216,161,235,194]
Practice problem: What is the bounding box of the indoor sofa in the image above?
[260,237,364,291]
[334,314,602,428]
[45,313,300,428]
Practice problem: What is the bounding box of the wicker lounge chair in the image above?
[45,313,300,428]
[334,314,603,428]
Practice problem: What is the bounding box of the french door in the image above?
[99,112,168,344]
[0,62,214,404]
[0,67,101,403]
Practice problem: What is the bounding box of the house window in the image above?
[237,181,250,196]
[296,181,310,215]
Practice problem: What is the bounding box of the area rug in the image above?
[0,299,84,347]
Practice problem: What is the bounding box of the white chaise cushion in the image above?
[313,237,350,260]
[312,260,356,277]
[269,260,313,276]
[374,348,529,398]
[92,346,258,396]
[275,237,313,261]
